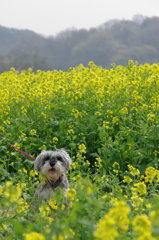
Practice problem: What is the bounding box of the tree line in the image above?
[0,15,159,72]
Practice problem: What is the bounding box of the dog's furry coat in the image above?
[34,149,71,200]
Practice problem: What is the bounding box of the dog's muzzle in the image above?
[49,159,57,167]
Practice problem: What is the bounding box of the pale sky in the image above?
[0,0,159,36]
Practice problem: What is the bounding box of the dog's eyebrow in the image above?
[56,155,63,161]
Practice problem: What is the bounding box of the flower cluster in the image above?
[94,201,130,240]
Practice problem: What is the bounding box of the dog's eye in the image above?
[57,156,62,161]
[44,156,50,161]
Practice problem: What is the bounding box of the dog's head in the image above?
[34,149,72,182]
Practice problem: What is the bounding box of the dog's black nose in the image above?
[50,159,56,167]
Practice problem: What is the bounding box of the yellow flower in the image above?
[13,142,21,149]
[95,157,102,168]
[71,108,83,118]
[24,232,45,240]
[147,113,155,121]
[120,107,128,115]
[18,168,27,174]
[52,235,65,240]
[39,205,51,217]
[29,129,37,135]
[3,119,11,125]
[95,111,102,116]
[94,201,130,240]
[29,169,38,177]
[39,175,47,184]
[145,167,157,183]
[48,200,58,210]
[70,162,78,170]
[94,217,118,240]
[52,137,58,143]
[0,126,5,131]
[150,209,159,226]
[112,117,119,124]
[112,162,120,169]
[65,188,77,201]
[131,192,144,209]
[19,131,27,139]
[2,223,8,230]
[0,185,3,195]
[61,204,66,210]
[102,121,110,129]
[112,162,120,174]
[16,182,26,190]
[133,215,154,240]
[145,203,152,209]
[123,176,133,184]
[128,165,140,176]
[78,144,86,154]
[16,198,29,213]
[4,181,22,202]
[132,182,147,196]
[67,129,75,134]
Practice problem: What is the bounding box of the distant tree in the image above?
[111,20,140,47]
[72,32,119,67]
[8,50,49,71]
[112,45,159,65]
[45,29,90,70]
[132,15,145,25]
[0,55,10,72]
[140,17,159,50]
[1,16,159,72]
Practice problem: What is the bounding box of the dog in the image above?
[34,149,72,200]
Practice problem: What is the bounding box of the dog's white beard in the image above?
[40,161,65,182]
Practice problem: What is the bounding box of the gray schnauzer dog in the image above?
[34,149,72,200]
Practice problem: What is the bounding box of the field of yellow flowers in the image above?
[0,61,159,239]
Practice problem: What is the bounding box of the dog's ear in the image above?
[34,159,41,172]
[34,152,46,172]
[60,149,72,170]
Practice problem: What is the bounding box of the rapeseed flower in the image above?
[131,192,144,209]
[95,157,102,168]
[133,215,155,240]
[94,217,118,240]
[24,232,45,240]
[94,200,130,240]
[4,181,22,202]
[29,169,38,177]
[52,137,58,144]
[145,167,157,183]
[112,162,120,174]
[147,113,155,121]
[52,235,65,240]
[39,205,51,217]
[29,129,37,136]
[0,185,3,194]
[78,144,86,154]
[65,188,77,201]
[123,176,133,183]
[120,107,128,115]
[18,168,27,174]
[132,182,147,196]
[48,200,58,210]
[128,165,140,177]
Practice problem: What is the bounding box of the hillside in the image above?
[0,16,159,71]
